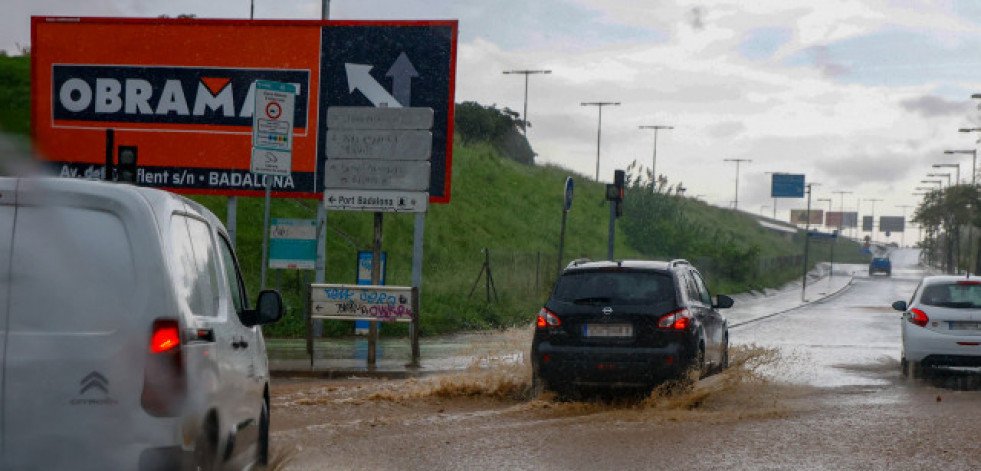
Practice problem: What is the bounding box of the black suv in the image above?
[531,259,733,396]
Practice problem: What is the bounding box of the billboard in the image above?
[31,17,457,202]
[862,216,874,232]
[790,209,823,225]
[825,211,858,228]
[771,174,805,198]
[880,216,905,233]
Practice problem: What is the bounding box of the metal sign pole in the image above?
[409,212,424,367]
[368,212,383,367]
[260,181,271,290]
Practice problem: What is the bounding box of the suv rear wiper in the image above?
[573,297,613,305]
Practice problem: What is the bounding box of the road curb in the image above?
[730,275,855,329]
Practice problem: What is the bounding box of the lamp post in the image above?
[943,150,976,185]
[723,158,752,210]
[503,69,551,135]
[581,101,620,181]
[927,173,952,187]
[638,125,673,188]
[933,162,961,185]
[921,179,944,188]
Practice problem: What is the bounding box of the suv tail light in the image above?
[142,319,187,417]
[658,309,692,330]
[908,308,929,328]
[536,308,561,328]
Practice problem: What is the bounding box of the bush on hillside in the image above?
[454,101,535,165]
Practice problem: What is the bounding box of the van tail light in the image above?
[908,308,929,328]
[658,309,692,330]
[142,319,187,417]
[536,308,561,328]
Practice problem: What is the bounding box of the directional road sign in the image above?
[319,24,456,203]
[310,283,416,322]
[771,174,805,198]
[324,189,429,213]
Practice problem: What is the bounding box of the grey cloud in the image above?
[900,95,970,117]
[707,121,745,138]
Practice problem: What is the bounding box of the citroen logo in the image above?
[80,371,108,395]
[602,307,613,316]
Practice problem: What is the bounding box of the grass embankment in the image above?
[0,52,867,337]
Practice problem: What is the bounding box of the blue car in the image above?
[870,257,892,276]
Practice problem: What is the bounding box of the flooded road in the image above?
[269,249,981,470]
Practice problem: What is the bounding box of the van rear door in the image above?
[2,181,157,469]
[0,178,18,457]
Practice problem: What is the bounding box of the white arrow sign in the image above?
[345,63,403,108]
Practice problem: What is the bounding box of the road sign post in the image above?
[252,80,297,290]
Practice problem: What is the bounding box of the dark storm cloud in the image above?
[900,95,970,117]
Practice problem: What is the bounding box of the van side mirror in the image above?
[714,294,734,309]
[891,300,907,312]
[241,290,284,327]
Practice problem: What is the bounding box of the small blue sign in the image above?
[564,177,574,212]
[355,251,387,333]
[771,174,805,198]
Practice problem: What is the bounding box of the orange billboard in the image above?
[31,17,457,201]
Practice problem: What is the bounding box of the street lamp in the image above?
[502,69,551,136]
[638,125,673,188]
[921,179,943,188]
[932,164,960,185]
[581,101,621,181]
[723,158,752,210]
[958,128,981,184]
[927,173,952,187]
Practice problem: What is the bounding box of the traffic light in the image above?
[613,169,625,217]
[117,146,138,183]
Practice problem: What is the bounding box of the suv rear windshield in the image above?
[920,282,981,308]
[551,270,676,306]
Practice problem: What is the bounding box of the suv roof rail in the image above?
[567,258,592,268]
[669,259,690,267]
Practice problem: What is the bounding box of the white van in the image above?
[0,177,283,470]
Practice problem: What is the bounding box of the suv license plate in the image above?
[583,323,633,338]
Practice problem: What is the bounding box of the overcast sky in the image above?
[8,0,981,243]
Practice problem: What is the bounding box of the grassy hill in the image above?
[0,53,867,337]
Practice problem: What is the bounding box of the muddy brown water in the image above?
[267,266,981,470]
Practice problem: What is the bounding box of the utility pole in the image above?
[503,69,551,135]
[723,158,752,210]
[638,125,673,189]
[581,102,621,181]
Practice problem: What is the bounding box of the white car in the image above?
[893,275,981,378]
[0,177,283,470]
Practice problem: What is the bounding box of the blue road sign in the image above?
[319,24,457,203]
[564,177,574,212]
[771,174,805,198]
[808,231,838,239]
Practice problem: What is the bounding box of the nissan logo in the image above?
[602,307,613,316]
